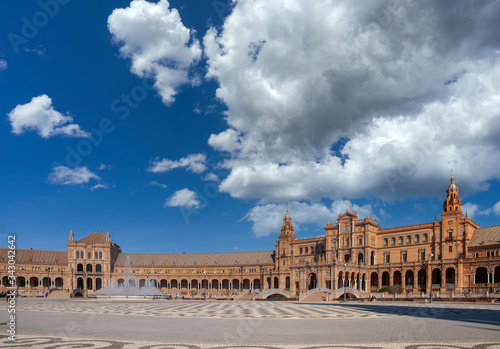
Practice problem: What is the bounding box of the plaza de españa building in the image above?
[1,175,499,299]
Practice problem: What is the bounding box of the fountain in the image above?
[89,256,167,299]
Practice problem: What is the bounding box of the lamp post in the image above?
[429,253,434,303]
[71,269,74,290]
[203,271,207,300]
[344,263,347,302]
[46,267,50,290]
[240,266,244,292]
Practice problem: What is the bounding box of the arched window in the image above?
[299,247,303,254]
[398,236,403,245]
[391,237,396,246]
[76,251,79,258]
[415,235,420,244]
[95,264,102,273]
[94,251,98,259]
[423,234,428,243]
[383,238,388,246]
[305,247,308,254]
[99,252,102,259]
[77,263,83,272]
[87,252,91,259]
[310,246,314,254]
[86,264,93,272]
[406,235,411,244]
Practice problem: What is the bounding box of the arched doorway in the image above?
[370,272,378,290]
[86,277,93,290]
[370,252,375,265]
[30,277,39,287]
[495,267,500,283]
[431,268,441,287]
[405,270,414,288]
[55,277,64,288]
[232,279,239,290]
[17,277,26,288]
[273,277,279,289]
[445,268,455,287]
[211,279,218,290]
[254,278,261,290]
[393,271,402,286]
[191,280,199,290]
[381,272,389,287]
[475,267,488,284]
[358,253,364,264]
[308,273,317,290]
[285,276,290,289]
[180,279,188,289]
[77,277,84,289]
[171,279,179,289]
[96,278,102,291]
[338,271,344,289]
[417,269,426,289]
[243,279,250,289]
[267,277,271,289]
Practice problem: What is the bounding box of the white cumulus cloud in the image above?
[108,0,202,105]
[164,188,200,208]
[148,153,207,174]
[149,181,168,189]
[48,166,101,185]
[0,59,7,71]
[246,200,375,237]
[7,95,90,138]
[464,201,500,218]
[203,0,500,205]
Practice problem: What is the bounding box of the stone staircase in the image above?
[235,293,254,301]
[47,290,71,299]
[300,291,328,302]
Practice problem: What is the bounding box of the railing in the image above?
[307,287,332,294]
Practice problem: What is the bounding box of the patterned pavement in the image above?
[1,335,499,349]
[12,299,500,319]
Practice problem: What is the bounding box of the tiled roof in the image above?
[0,248,67,265]
[114,251,274,267]
[77,232,107,244]
[469,225,500,247]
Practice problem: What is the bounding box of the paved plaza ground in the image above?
[1,299,499,348]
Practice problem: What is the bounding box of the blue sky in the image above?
[1,0,500,254]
